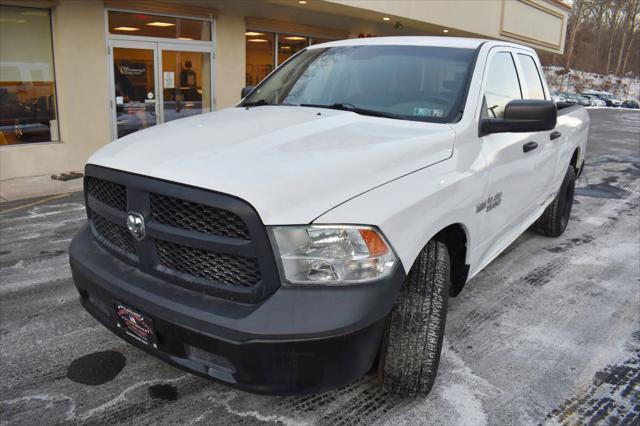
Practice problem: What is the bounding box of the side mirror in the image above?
[241,85,255,99]
[480,99,557,136]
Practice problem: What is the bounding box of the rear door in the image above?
[514,52,559,204]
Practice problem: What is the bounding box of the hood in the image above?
[89,106,455,224]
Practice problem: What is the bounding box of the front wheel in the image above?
[378,240,450,397]
[535,166,576,237]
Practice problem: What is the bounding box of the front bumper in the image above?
[69,225,405,394]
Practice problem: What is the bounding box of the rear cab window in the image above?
[517,54,546,100]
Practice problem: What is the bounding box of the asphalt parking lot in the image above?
[1,109,638,425]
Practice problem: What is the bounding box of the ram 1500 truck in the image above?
[69,37,589,396]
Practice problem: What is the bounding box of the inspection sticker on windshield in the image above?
[413,107,444,117]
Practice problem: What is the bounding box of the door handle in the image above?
[550,131,562,140]
[523,141,538,153]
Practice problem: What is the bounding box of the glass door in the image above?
[110,40,159,138]
[109,41,214,139]
[158,44,212,123]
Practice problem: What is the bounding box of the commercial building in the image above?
[0,0,570,180]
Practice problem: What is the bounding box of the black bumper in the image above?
[69,225,406,395]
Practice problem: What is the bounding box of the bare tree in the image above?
[564,0,588,71]
[615,0,637,74]
[540,0,640,78]
[618,0,640,74]
[605,0,622,74]
[620,7,640,75]
[591,0,607,71]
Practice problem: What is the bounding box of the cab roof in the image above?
[308,36,534,53]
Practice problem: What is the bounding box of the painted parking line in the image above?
[0,193,71,215]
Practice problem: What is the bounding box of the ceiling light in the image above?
[0,18,26,23]
[114,26,140,31]
[284,36,306,41]
[177,37,193,40]
[146,21,175,27]
[245,31,264,36]
[382,17,390,21]
[299,0,307,3]
[248,38,269,43]
[20,10,49,16]
[443,29,449,33]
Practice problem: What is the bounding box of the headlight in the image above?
[269,225,398,285]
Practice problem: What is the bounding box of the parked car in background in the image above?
[582,94,606,107]
[575,95,592,106]
[621,100,639,109]
[550,91,566,103]
[561,92,578,104]
[583,91,621,107]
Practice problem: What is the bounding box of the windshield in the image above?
[241,45,477,123]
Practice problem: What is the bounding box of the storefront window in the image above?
[310,37,336,45]
[161,50,211,123]
[245,31,274,86]
[0,6,59,145]
[245,30,331,87]
[113,47,157,138]
[108,11,211,41]
[277,34,309,65]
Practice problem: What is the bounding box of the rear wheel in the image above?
[378,240,450,397]
[535,166,576,237]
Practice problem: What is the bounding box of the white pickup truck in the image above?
[69,37,589,397]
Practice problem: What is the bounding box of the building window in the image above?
[0,5,59,145]
[277,34,308,65]
[246,31,274,86]
[108,11,211,41]
[246,29,334,87]
[310,37,334,45]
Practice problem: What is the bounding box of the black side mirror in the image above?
[481,99,557,136]
[241,85,255,98]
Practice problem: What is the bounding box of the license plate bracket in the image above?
[114,303,156,346]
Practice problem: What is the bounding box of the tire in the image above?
[378,240,450,397]
[535,166,576,237]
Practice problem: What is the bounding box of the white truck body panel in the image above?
[89,106,455,225]
[87,37,589,282]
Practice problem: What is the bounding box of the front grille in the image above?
[86,176,127,210]
[83,167,279,303]
[156,240,261,286]
[151,193,250,240]
[91,212,136,255]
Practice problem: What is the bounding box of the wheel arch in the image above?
[397,222,471,298]
[432,223,470,297]
[570,147,580,173]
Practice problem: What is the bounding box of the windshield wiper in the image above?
[242,99,270,107]
[299,103,402,119]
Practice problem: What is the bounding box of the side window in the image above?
[518,54,546,100]
[483,52,522,118]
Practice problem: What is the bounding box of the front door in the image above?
[109,41,213,139]
[111,41,159,139]
[158,44,212,124]
[476,49,539,265]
